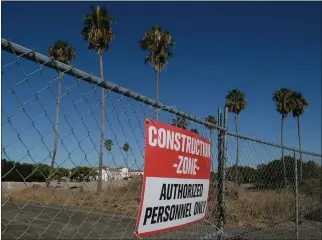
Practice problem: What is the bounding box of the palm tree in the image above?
[122,142,130,166]
[190,129,199,134]
[225,89,247,185]
[104,139,113,168]
[205,115,217,130]
[291,91,308,182]
[47,40,75,187]
[104,139,113,151]
[205,115,217,172]
[139,26,175,120]
[272,88,293,188]
[82,6,116,194]
[172,116,188,129]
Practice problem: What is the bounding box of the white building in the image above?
[129,169,144,177]
[67,166,143,182]
[92,166,131,181]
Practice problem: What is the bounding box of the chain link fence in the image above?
[1,38,321,240]
[1,39,223,239]
[223,133,322,240]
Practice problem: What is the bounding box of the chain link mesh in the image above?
[224,134,322,240]
[1,39,321,240]
[1,39,222,239]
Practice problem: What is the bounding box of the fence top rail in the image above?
[227,131,322,158]
[3,37,320,159]
[1,38,226,131]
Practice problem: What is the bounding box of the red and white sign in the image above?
[135,120,211,238]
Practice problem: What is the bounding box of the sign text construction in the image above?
[135,120,211,237]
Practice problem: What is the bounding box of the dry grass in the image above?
[225,190,296,227]
[206,181,320,228]
[2,180,143,214]
[2,180,319,228]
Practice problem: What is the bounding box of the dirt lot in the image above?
[2,180,126,193]
[2,180,141,214]
[2,180,321,229]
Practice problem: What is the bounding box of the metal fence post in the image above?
[294,150,299,240]
[3,38,322,240]
[217,108,225,239]
[222,107,228,229]
[210,129,214,173]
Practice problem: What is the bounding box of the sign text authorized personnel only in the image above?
[135,120,211,237]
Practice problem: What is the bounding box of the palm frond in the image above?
[291,91,308,117]
[272,88,293,116]
[205,115,217,130]
[172,116,188,130]
[104,139,113,151]
[139,25,176,72]
[123,142,130,152]
[48,40,76,65]
[82,6,116,52]
[225,89,247,116]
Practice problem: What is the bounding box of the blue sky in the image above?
[1,2,321,170]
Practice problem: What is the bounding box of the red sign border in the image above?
[134,120,211,238]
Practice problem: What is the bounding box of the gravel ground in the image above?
[1,202,218,239]
[2,202,321,240]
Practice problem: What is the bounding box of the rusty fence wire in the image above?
[1,38,321,240]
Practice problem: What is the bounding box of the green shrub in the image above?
[301,178,321,196]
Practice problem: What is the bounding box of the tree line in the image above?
[42,5,310,194]
[1,159,98,183]
[3,156,320,191]
[226,156,321,187]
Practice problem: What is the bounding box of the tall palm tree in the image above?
[225,89,247,185]
[82,6,116,194]
[172,116,188,129]
[139,26,175,120]
[122,142,130,166]
[272,88,293,188]
[47,40,75,187]
[291,91,308,182]
[205,115,217,172]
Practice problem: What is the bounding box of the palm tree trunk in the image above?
[107,151,109,180]
[297,116,303,182]
[281,115,287,188]
[47,73,63,188]
[235,113,240,185]
[97,50,105,195]
[155,70,159,121]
